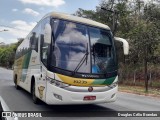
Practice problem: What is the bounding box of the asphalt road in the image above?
[0,67,160,120]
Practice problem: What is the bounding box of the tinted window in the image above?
[89,27,113,73]
[52,19,90,73]
[40,18,50,67]
[50,19,116,74]
[16,37,30,59]
[15,24,40,59]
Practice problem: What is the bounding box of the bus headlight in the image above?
[108,76,118,88]
[108,82,118,88]
[47,77,69,88]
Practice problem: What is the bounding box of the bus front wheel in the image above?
[31,81,39,104]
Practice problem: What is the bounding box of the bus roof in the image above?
[43,12,110,30]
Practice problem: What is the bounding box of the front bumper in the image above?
[45,83,118,105]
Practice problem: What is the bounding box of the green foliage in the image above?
[0,42,20,68]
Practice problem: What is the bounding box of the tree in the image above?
[0,38,22,68]
[74,0,160,91]
[128,20,159,92]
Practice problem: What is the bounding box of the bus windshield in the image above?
[51,19,116,74]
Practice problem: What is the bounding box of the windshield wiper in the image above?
[72,44,89,76]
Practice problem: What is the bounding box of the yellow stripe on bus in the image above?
[57,74,105,87]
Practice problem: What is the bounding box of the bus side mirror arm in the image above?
[114,37,129,55]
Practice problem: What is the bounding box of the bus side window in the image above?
[40,17,50,67]
[30,32,38,51]
[41,34,48,66]
[30,25,40,52]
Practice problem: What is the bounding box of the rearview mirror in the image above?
[114,37,129,55]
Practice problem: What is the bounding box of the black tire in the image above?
[31,81,39,104]
[14,75,20,90]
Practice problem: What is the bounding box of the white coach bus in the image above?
[13,12,129,105]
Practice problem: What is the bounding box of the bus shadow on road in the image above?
[39,95,117,117]
[42,104,117,117]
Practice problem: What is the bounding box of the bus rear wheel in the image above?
[31,81,39,104]
[14,75,20,90]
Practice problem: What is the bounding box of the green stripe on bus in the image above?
[21,51,32,82]
[102,77,116,85]
[22,51,32,69]
[92,77,116,85]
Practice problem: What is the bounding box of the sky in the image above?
[0,0,100,44]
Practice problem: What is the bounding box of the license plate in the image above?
[83,96,96,101]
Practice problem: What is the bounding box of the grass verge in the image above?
[119,85,160,98]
